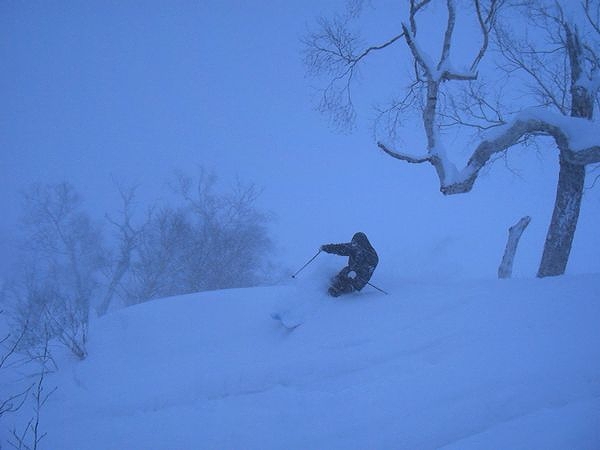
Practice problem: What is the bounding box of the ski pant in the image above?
[328,266,358,297]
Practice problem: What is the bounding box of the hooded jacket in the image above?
[321,232,379,290]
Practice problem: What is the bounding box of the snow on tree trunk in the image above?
[537,156,586,277]
[498,216,531,279]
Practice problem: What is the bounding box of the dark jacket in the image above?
[321,232,378,290]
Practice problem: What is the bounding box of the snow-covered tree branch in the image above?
[379,109,600,193]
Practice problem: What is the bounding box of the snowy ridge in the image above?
[14,275,600,449]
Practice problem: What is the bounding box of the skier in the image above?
[320,232,379,297]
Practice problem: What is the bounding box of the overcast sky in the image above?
[1,1,341,266]
[2,1,599,278]
[1,1,331,205]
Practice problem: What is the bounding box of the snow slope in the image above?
[5,273,599,449]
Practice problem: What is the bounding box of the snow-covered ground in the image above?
[4,271,599,449]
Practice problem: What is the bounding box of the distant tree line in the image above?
[1,168,273,360]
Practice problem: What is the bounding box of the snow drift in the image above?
[4,274,600,449]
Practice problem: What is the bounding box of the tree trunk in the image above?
[537,154,585,277]
[498,216,531,279]
[536,24,591,278]
[96,255,130,316]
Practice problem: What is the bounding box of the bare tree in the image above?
[174,170,272,291]
[5,170,272,328]
[97,183,145,316]
[9,183,106,359]
[120,168,273,304]
[304,0,600,277]
[1,309,56,450]
[0,311,30,419]
[123,206,192,303]
[7,336,56,450]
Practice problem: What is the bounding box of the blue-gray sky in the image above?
[2,1,599,279]
[1,1,342,266]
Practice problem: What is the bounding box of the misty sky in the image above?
[1,1,343,265]
[2,1,599,278]
[1,1,331,206]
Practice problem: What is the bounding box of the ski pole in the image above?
[367,281,389,295]
[291,250,322,278]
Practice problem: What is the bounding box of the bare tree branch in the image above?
[401,23,433,78]
[438,0,456,72]
[98,183,145,316]
[378,141,431,163]
[584,0,600,36]
[303,12,406,128]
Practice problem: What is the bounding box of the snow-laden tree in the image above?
[304,0,600,277]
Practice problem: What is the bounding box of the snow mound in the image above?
[12,275,600,449]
